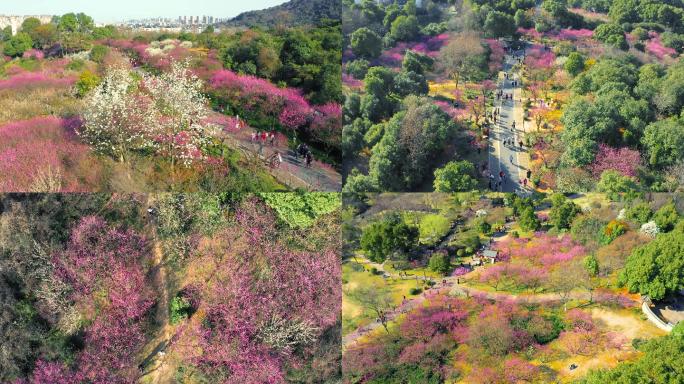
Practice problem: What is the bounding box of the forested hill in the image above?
[226,0,341,27]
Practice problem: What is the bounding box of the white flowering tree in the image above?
[79,66,157,163]
[640,221,660,238]
[143,61,218,168]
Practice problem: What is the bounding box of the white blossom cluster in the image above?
[258,315,318,351]
[79,61,217,166]
[147,39,193,56]
[79,66,157,162]
[143,61,217,166]
[640,221,660,238]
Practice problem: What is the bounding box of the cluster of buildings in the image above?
[120,16,227,31]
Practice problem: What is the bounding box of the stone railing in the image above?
[641,300,674,332]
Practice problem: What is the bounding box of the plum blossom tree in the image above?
[144,61,219,167]
[172,197,340,383]
[589,144,642,178]
[29,216,154,383]
[80,66,157,163]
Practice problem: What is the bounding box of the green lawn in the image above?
[342,261,426,335]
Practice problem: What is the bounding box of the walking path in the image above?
[218,121,342,191]
[139,198,175,383]
[488,46,531,194]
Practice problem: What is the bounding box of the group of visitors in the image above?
[503,138,523,149]
[496,90,514,101]
[251,131,277,146]
[296,143,314,168]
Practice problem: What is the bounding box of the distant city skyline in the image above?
[0,0,288,24]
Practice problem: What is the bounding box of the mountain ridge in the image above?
[226,0,340,27]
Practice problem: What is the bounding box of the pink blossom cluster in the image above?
[105,39,192,70]
[525,44,556,70]
[377,34,449,67]
[593,289,635,308]
[309,103,342,148]
[342,72,363,88]
[518,27,543,40]
[345,295,568,382]
[486,39,505,73]
[0,71,77,90]
[478,263,548,289]
[209,69,313,130]
[451,266,470,277]
[645,32,677,59]
[492,233,586,273]
[589,144,642,178]
[203,114,243,133]
[22,49,45,60]
[434,100,468,120]
[0,116,94,191]
[554,29,594,41]
[24,217,154,383]
[174,197,340,383]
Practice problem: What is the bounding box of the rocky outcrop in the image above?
[0,15,53,35]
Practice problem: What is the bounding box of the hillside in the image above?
[226,0,340,27]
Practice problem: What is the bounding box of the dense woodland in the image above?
[342,0,684,194]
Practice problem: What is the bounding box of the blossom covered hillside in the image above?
[0,10,342,192]
[0,192,342,383]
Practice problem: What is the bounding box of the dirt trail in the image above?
[139,199,175,384]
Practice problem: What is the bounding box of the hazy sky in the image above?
[0,0,289,24]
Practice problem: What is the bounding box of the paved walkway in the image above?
[488,47,531,194]
[218,120,341,191]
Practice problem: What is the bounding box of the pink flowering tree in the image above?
[645,32,677,59]
[209,69,313,133]
[589,144,642,178]
[172,197,340,383]
[485,39,505,73]
[0,116,98,192]
[309,103,342,150]
[30,216,154,383]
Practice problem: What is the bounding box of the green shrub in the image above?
[409,287,422,295]
[90,44,109,63]
[170,296,192,324]
[66,58,85,71]
[75,70,100,97]
[428,252,451,275]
